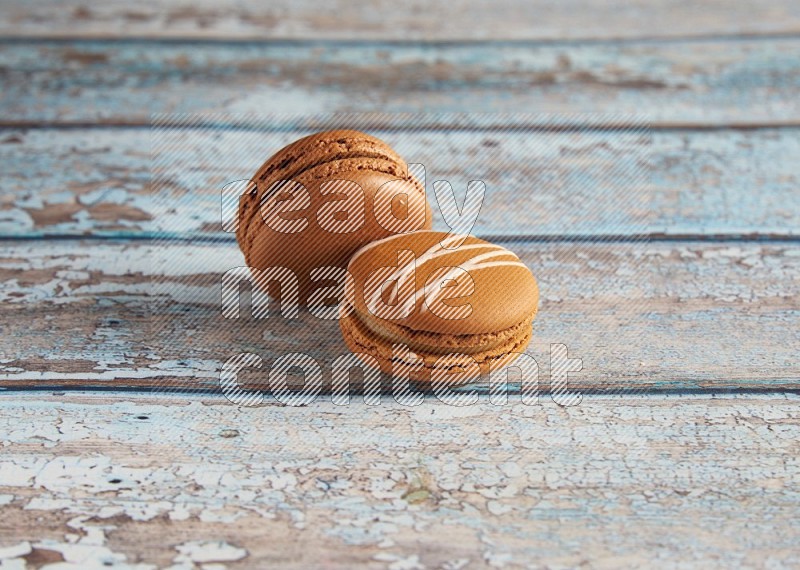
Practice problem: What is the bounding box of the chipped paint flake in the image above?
[173,541,247,564]
[0,542,32,560]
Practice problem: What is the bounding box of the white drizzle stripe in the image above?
[360,232,530,323]
[397,253,525,318]
[349,231,463,267]
[365,250,417,319]
[423,260,528,320]
[366,237,500,313]
[378,243,501,310]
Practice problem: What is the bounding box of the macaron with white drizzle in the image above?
[340,230,539,384]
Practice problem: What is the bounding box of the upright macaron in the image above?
[237,130,432,302]
[340,231,539,384]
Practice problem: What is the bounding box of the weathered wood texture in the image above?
[2,39,800,126]
[0,392,798,567]
[1,239,797,392]
[1,0,798,564]
[1,0,799,40]
[3,127,799,238]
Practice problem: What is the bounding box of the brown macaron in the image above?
[237,130,432,303]
[340,231,539,385]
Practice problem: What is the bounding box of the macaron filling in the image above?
[352,307,535,356]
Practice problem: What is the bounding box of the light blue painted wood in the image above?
[3,0,799,41]
[1,39,799,125]
[0,239,797,392]
[2,127,798,238]
[1,391,798,566]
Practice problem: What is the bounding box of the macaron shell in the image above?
[347,231,539,335]
[254,130,405,186]
[238,156,419,257]
[237,130,407,252]
[236,130,432,303]
[242,169,431,301]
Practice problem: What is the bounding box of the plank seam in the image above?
[1,233,798,244]
[1,32,800,47]
[4,121,800,131]
[1,386,798,396]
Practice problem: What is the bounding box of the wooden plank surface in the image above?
[3,127,799,238]
[2,0,798,564]
[2,38,800,126]
[0,392,798,567]
[1,239,797,392]
[1,0,799,41]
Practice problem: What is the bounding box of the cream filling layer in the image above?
[354,309,521,356]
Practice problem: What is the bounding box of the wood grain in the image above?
[1,0,799,41]
[0,392,798,567]
[2,38,800,126]
[3,127,799,238]
[1,239,797,392]
[1,1,797,562]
